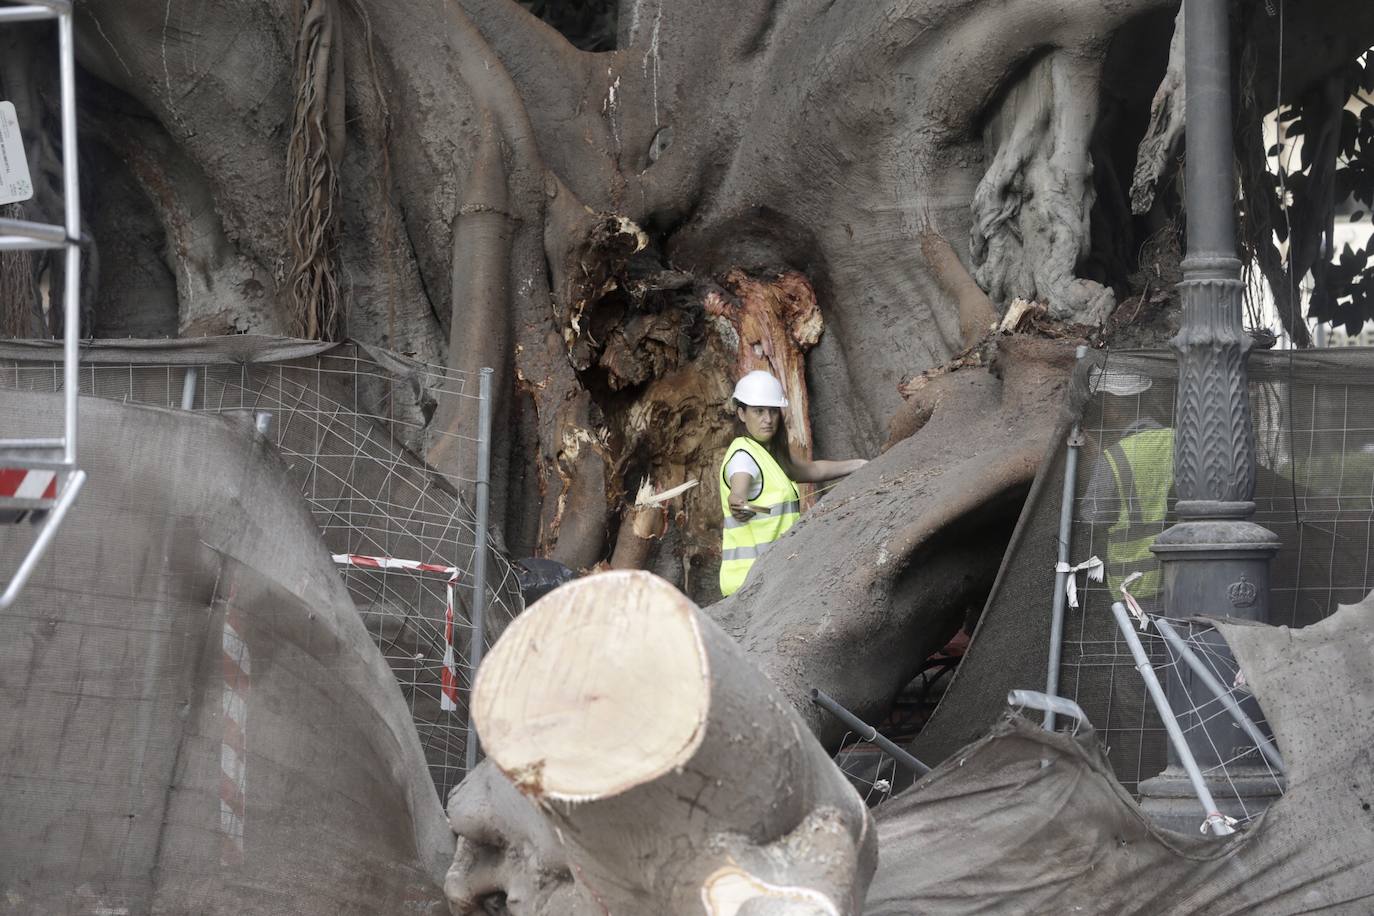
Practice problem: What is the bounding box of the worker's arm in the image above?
[790,457,867,483]
[727,472,758,522]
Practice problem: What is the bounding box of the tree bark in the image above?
[1130,7,1185,217]
[471,570,876,915]
[971,51,1115,325]
[710,335,1079,749]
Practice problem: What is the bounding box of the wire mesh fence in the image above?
[833,733,903,810]
[0,338,521,800]
[1150,617,1285,825]
[1061,348,1374,799]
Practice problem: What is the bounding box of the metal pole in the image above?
[0,5,70,25]
[465,367,494,773]
[1109,602,1234,836]
[1141,0,1280,827]
[1183,0,1235,259]
[181,367,199,410]
[1152,617,1284,774]
[1044,344,1089,730]
[810,688,931,777]
[58,7,79,468]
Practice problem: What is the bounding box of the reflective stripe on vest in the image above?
[719,437,800,596]
[722,500,801,528]
[1103,427,1173,600]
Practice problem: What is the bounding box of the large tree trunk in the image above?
[468,570,876,915]
[5,0,1371,911]
[30,0,1374,584]
[710,334,1077,747]
[54,0,1194,593]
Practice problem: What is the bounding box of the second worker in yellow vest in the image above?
[1084,367,1174,603]
[719,370,868,597]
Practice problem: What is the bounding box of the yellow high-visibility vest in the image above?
[718,437,800,596]
[1103,427,1174,599]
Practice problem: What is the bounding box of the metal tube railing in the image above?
[1152,617,1284,774]
[1044,343,1088,730]
[0,470,85,609]
[57,8,79,465]
[1108,601,1235,836]
[811,688,931,776]
[0,3,70,25]
[181,368,200,410]
[0,217,68,246]
[0,0,85,608]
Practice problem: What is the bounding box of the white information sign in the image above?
[0,101,35,206]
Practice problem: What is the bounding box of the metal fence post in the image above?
[465,367,493,773]
[181,367,199,410]
[1044,344,1088,730]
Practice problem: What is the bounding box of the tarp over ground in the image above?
[0,390,449,914]
[868,596,1374,914]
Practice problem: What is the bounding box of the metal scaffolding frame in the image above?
[0,0,86,607]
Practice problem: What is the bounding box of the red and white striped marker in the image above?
[0,468,58,501]
[331,555,463,712]
[440,582,460,712]
[220,588,251,865]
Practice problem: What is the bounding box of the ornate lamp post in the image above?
[1136,0,1282,830]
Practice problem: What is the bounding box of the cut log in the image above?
[445,760,590,915]
[471,570,876,915]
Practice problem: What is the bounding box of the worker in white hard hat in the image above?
[1084,365,1173,604]
[718,370,867,596]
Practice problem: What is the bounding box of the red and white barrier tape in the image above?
[0,468,57,500]
[331,554,462,712]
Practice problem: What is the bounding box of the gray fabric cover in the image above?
[0,390,449,914]
[911,434,1066,768]
[868,597,1374,914]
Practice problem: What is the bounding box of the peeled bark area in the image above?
[471,570,876,915]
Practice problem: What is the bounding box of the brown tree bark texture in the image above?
[471,570,876,915]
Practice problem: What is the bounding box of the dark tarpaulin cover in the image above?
[868,597,1374,915]
[0,390,449,914]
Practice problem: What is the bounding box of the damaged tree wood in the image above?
[470,570,876,915]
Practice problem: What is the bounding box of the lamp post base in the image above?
[1139,764,1285,835]
[1147,515,1280,833]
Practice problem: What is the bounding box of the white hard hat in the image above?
[1090,366,1152,397]
[732,370,789,408]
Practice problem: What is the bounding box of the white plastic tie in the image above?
[1056,556,1104,608]
[1201,812,1239,836]
[1119,572,1150,630]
